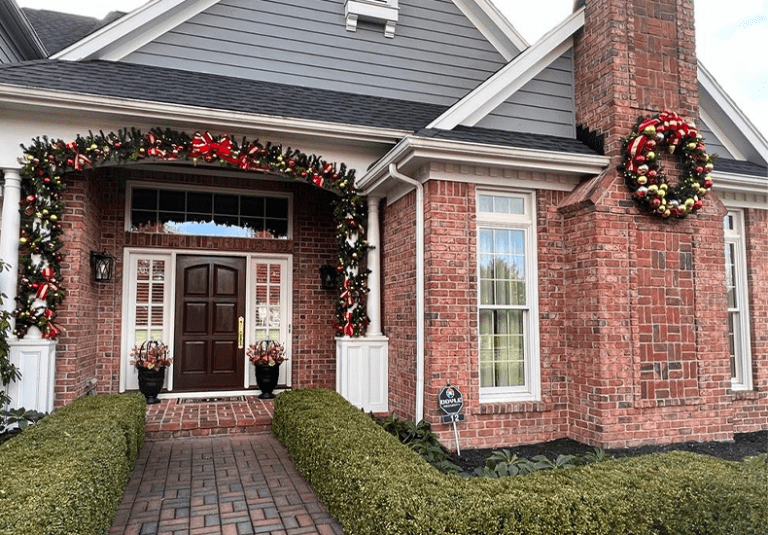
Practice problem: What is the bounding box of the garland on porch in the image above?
[621,110,716,219]
[14,128,370,339]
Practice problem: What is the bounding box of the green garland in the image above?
[15,127,370,339]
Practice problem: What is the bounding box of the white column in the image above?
[366,197,383,336]
[0,169,21,332]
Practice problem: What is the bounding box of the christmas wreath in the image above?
[621,110,716,218]
[15,128,370,339]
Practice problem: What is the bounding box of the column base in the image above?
[336,335,389,412]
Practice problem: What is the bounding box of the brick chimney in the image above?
[561,0,732,448]
[573,0,699,158]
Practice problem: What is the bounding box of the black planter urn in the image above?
[255,364,280,399]
[137,367,166,404]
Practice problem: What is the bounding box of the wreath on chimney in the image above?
[621,110,716,218]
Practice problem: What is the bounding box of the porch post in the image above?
[0,168,21,331]
[1,168,57,412]
[366,196,382,336]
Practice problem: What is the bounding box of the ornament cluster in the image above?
[16,127,370,339]
[621,110,716,218]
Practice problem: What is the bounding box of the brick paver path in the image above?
[110,434,344,535]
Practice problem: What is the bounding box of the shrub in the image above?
[0,392,146,535]
[273,388,768,535]
[375,414,461,474]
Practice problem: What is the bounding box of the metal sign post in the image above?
[438,384,464,456]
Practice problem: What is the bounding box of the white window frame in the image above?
[724,210,753,391]
[125,182,293,239]
[476,190,540,403]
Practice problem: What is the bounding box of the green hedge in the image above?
[273,389,768,535]
[0,392,146,535]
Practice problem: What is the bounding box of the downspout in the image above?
[387,163,425,422]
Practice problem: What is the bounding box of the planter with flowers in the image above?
[247,340,287,399]
[130,340,172,404]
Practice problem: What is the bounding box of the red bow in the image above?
[340,278,354,307]
[35,266,59,300]
[67,142,92,171]
[343,312,354,337]
[191,132,239,164]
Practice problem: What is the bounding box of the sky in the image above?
[14,0,768,142]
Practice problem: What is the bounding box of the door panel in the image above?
[174,256,246,390]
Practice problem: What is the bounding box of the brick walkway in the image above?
[109,434,344,535]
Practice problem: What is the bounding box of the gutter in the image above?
[387,163,426,423]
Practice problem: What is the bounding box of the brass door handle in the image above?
[238,316,244,349]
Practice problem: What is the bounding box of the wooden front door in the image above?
[174,256,246,391]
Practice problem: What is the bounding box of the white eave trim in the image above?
[357,134,610,194]
[451,0,527,61]
[427,6,584,130]
[53,0,219,61]
[712,171,768,195]
[0,84,408,144]
[698,61,768,162]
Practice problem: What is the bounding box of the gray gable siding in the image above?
[475,52,575,137]
[123,0,510,106]
[700,120,734,160]
[0,24,25,63]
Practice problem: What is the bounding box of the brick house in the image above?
[0,0,765,449]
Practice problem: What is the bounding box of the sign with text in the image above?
[438,385,463,414]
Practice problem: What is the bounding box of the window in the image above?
[724,211,753,390]
[477,191,540,402]
[128,185,290,239]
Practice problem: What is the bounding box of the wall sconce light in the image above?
[319,265,337,291]
[90,250,116,282]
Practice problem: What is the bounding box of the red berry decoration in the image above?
[621,110,716,219]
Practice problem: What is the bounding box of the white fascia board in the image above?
[698,61,768,163]
[357,134,610,194]
[0,84,408,144]
[451,0,527,61]
[700,107,745,160]
[712,171,768,195]
[52,0,219,61]
[428,7,584,130]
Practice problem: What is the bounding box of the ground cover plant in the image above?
[273,388,768,535]
[0,392,146,535]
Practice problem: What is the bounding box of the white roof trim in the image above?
[427,7,584,130]
[357,134,610,195]
[698,61,768,163]
[0,84,409,144]
[452,0,527,61]
[52,0,220,61]
[700,107,745,160]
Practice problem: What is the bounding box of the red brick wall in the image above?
[381,191,418,420]
[55,167,338,405]
[733,208,768,431]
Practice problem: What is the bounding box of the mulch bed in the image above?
[450,430,768,473]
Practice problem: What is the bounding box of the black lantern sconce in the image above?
[319,265,337,291]
[90,250,116,282]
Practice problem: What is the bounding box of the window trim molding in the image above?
[124,181,294,239]
[724,209,753,391]
[476,189,541,403]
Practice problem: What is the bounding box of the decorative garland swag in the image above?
[621,110,716,219]
[15,127,371,339]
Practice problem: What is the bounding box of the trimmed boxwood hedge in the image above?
[0,392,146,535]
[273,388,768,535]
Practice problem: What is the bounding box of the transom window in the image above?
[477,191,540,402]
[128,185,290,239]
[724,210,752,390]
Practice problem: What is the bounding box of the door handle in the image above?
[238,316,244,349]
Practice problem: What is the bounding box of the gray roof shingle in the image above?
[715,158,767,178]
[21,9,124,55]
[0,59,448,131]
[415,126,600,155]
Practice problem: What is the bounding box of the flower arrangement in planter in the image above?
[129,340,172,370]
[247,340,287,399]
[247,340,287,367]
[130,340,171,404]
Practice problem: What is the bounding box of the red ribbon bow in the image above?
[191,132,239,164]
[67,142,92,171]
[340,278,354,307]
[343,312,354,337]
[35,266,59,300]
